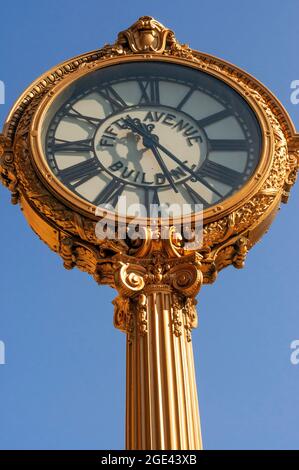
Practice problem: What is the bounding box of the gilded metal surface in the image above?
[1,16,298,450]
[113,227,202,340]
[0,17,298,286]
[124,289,202,449]
[113,227,203,449]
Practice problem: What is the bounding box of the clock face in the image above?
[41,61,262,218]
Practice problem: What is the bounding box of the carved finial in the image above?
[117,16,176,54]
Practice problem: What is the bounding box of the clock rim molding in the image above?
[31,55,265,224]
[0,16,298,286]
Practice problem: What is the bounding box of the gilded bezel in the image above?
[29,54,272,225]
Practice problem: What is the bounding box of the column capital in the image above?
[114,250,203,297]
[112,227,203,342]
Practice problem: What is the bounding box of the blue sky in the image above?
[0,0,299,450]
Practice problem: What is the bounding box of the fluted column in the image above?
[113,243,203,450]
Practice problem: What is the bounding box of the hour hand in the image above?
[150,145,179,193]
[124,116,178,193]
[123,116,142,133]
[123,116,154,140]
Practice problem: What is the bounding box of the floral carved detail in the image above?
[113,296,134,343]
[182,298,198,342]
[136,294,147,335]
[172,294,183,338]
[113,293,148,342]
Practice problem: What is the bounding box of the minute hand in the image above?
[151,142,223,197]
[150,145,179,193]
[123,117,179,193]
[124,118,223,198]
[137,123,223,198]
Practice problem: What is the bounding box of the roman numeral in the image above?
[199,160,243,187]
[177,88,194,110]
[93,179,125,207]
[64,105,103,127]
[182,183,208,206]
[138,79,160,104]
[50,138,93,153]
[58,157,101,186]
[197,109,231,128]
[98,86,127,112]
[209,139,248,151]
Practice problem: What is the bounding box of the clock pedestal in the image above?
[113,232,203,449]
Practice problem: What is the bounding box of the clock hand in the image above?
[123,116,179,193]
[150,145,179,193]
[124,116,223,199]
[150,141,223,199]
[123,116,153,139]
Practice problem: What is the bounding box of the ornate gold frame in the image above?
[1,16,298,286]
[30,54,271,225]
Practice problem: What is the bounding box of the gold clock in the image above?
[0,17,298,450]
[1,17,297,264]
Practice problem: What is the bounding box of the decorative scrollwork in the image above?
[115,262,145,297]
[172,294,183,338]
[282,151,299,203]
[113,296,134,343]
[233,237,249,269]
[170,262,203,298]
[117,16,174,54]
[112,231,203,341]
[136,294,147,335]
[60,236,75,270]
[182,298,198,342]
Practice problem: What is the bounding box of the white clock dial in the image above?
[42,62,262,217]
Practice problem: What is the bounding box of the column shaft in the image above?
[125,289,202,450]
